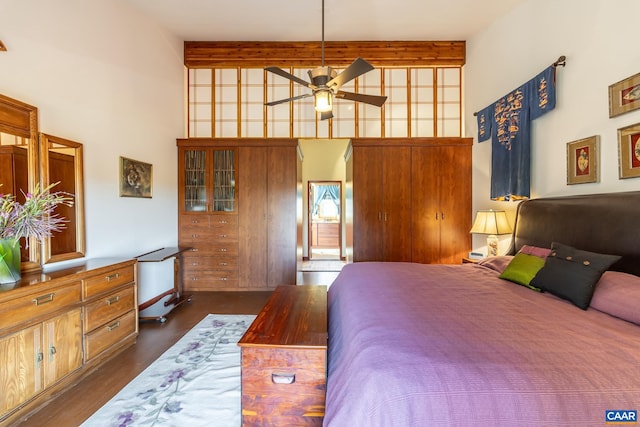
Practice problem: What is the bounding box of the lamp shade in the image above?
[314,89,333,112]
[470,210,512,235]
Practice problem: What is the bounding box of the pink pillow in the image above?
[590,271,640,325]
[518,244,552,259]
[477,256,513,274]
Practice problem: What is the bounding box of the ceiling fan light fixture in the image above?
[314,89,333,113]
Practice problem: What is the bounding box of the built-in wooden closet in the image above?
[177,139,301,291]
[345,138,472,264]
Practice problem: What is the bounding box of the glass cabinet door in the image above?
[183,149,207,212]
[182,148,237,213]
[212,149,236,212]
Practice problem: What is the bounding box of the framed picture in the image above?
[119,156,153,198]
[617,122,640,179]
[609,72,640,118]
[566,135,599,185]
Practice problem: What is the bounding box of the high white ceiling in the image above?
[123,0,525,41]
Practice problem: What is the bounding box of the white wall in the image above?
[0,0,185,265]
[465,0,640,253]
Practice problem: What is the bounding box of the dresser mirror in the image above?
[0,93,41,272]
[39,133,85,264]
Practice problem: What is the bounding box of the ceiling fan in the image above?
[264,0,387,120]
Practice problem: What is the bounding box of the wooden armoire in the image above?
[345,138,472,264]
[177,138,302,291]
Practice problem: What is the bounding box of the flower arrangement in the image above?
[0,182,73,283]
[0,182,74,242]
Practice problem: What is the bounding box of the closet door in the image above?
[437,144,471,264]
[411,146,442,264]
[382,146,412,262]
[351,146,384,262]
[238,146,268,288]
[411,144,471,264]
[267,146,298,288]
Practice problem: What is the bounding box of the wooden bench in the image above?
[238,285,327,426]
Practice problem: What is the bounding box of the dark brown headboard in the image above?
[508,191,640,276]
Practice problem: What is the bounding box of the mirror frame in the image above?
[0,93,41,272]
[39,133,85,264]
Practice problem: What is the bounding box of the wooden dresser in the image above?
[238,285,327,426]
[0,258,138,425]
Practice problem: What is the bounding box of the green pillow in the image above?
[499,253,546,291]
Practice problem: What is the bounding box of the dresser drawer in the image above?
[83,265,135,299]
[241,347,326,424]
[0,282,82,333]
[181,224,238,241]
[182,255,237,271]
[84,285,135,332]
[84,310,136,361]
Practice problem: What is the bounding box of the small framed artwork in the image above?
[566,135,599,185]
[617,122,640,179]
[119,156,153,198]
[609,72,640,118]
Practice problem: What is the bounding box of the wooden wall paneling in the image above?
[184,41,466,68]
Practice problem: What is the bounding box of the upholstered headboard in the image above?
[508,191,640,277]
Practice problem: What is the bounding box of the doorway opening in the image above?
[308,181,342,260]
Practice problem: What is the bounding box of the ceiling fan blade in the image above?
[265,67,314,88]
[336,90,387,107]
[327,57,375,89]
[320,111,333,121]
[265,93,312,106]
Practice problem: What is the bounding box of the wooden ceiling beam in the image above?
[184,41,465,68]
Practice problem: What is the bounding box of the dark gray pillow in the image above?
[530,242,621,310]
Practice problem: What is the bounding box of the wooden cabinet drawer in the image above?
[183,270,238,289]
[84,310,136,361]
[182,243,239,257]
[0,283,81,333]
[84,285,135,332]
[241,347,326,424]
[83,265,135,299]
[182,255,237,271]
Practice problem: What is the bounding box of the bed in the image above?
[325,191,640,426]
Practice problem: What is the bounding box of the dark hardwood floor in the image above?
[16,270,339,427]
[18,291,272,427]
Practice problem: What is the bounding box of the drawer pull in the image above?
[219,248,228,252]
[272,372,296,385]
[218,277,228,281]
[218,220,228,224]
[191,234,199,238]
[219,234,228,238]
[106,273,120,282]
[50,345,57,356]
[33,293,54,306]
[106,295,120,305]
[219,262,228,266]
[191,261,199,266]
[107,321,121,332]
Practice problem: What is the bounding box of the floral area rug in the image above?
[81,314,255,427]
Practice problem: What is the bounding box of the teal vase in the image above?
[0,239,21,284]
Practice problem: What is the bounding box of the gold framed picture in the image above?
[566,135,599,185]
[119,156,153,198]
[609,72,640,118]
[617,122,640,179]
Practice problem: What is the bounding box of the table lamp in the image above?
[470,210,513,256]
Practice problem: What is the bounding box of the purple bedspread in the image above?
[324,262,640,426]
